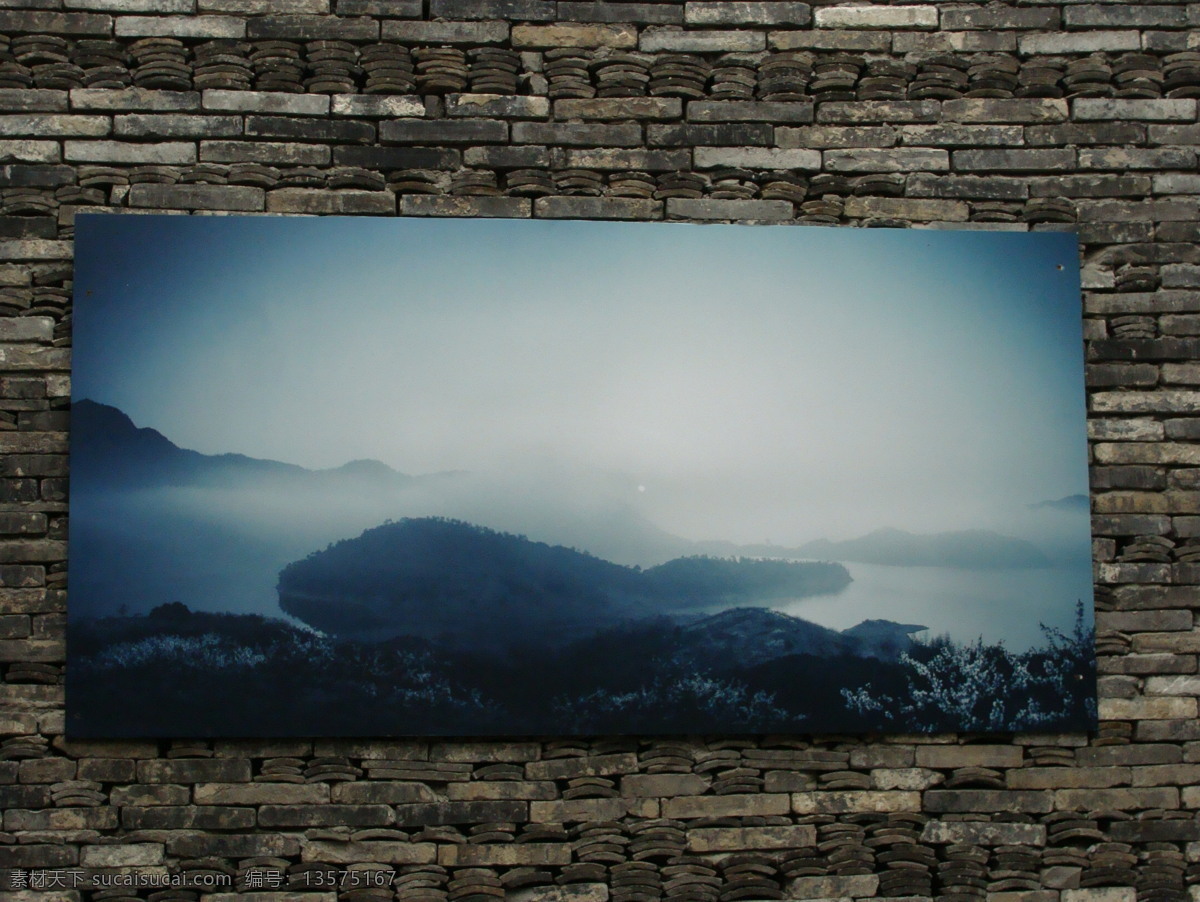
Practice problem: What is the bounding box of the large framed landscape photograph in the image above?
[68,214,1095,737]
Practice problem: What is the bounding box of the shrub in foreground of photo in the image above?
[841,601,1096,732]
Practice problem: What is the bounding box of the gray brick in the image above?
[430,741,539,763]
[777,125,894,148]
[114,113,241,139]
[688,100,812,123]
[943,98,1067,123]
[924,789,1053,813]
[0,343,70,364]
[649,122,772,146]
[792,790,921,815]
[395,800,528,826]
[843,196,969,221]
[1145,124,1200,146]
[512,23,636,48]
[940,6,1059,30]
[6,807,117,831]
[266,189,394,215]
[621,774,709,797]
[331,781,437,803]
[770,29,892,51]
[1018,31,1141,54]
[334,146,459,170]
[685,2,811,26]
[696,147,820,169]
[1064,4,1188,29]
[201,140,330,165]
[0,141,60,162]
[65,140,196,165]
[258,804,393,827]
[0,11,112,34]
[893,32,1017,53]
[331,95,423,118]
[380,119,507,144]
[557,98,682,120]
[137,758,251,783]
[122,806,256,830]
[381,20,510,43]
[201,0,327,10]
[1092,514,1172,537]
[77,757,136,782]
[429,0,555,20]
[1087,364,1159,388]
[72,88,201,112]
[1026,123,1145,146]
[666,198,794,221]
[204,90,329,115]
[0,90,67,113]
[1100,610,1193,633]
[899,124,1024,146]
[559,2,682,24]
[463,145,549,167]
[551,147,689,170]
[788,876,880,900]
[447,95,549,119]
[401,195,531,218]
[128,184,264,211]
[1055,787,1181,811]
[825,147,948,172]
[1074,98,1197,121]
[0,843,77,868]
[640,27,766,52]
[115,15,247,37]
[0,114,109,137]
[953,148,1075,172]
[814,5,936,29]
[336,0,420,13]
[246,116,374,144]
[0,317,52,342]
[534,196,661,220]
[665,793,790,819]
[247,16,379,40]
[445,781,557,800]
[1027,175,1147,197]
[1081,146,1197,171]
[817,100,940,124]
[513,122,641,146]
[1155,173,1200,194]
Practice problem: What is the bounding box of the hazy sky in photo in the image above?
[73,214,1086,545]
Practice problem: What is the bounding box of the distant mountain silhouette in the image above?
[71,399,418,490]
[842,618,929,659]
[675,608,926,665]
[795,526,1051,569]
[675,607,855,665]
[277,517,852,647]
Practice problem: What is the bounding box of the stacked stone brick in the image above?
[1,1,1199,901]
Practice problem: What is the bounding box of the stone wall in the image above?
[1,1,1199,901]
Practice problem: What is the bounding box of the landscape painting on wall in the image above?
[68,214,1096,737]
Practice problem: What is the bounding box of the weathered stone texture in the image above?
[3,4,1200,900]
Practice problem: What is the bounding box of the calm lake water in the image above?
[775,561,1093,652]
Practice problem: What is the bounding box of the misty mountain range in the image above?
[277,517,852,646]
[72,399,1063,605]
[71,399,460,491]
